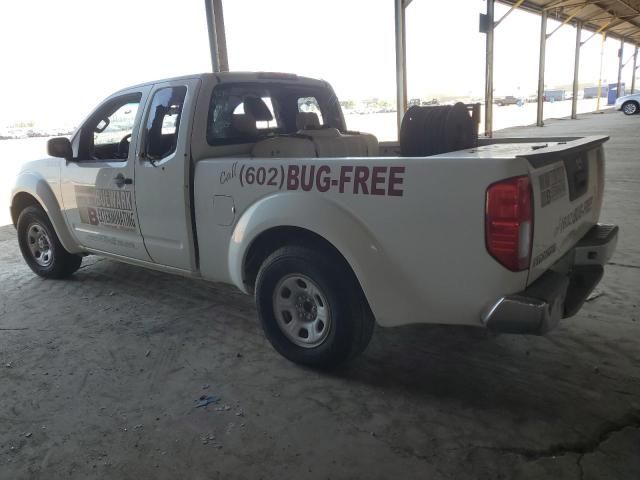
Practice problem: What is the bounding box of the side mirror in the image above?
[47,137,72,159]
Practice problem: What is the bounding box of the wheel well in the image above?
[10,192,41,227]
[243,226,358,291]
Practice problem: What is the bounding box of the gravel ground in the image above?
[1,110,639,479]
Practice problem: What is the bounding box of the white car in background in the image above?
[614,92,640,115]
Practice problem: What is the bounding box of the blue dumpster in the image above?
[608,83,626,105]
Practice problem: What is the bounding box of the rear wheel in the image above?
[17,206,82,279]
[622,101,639,115]
[255,246,374,368]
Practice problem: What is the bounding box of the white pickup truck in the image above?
[10,72,618,367]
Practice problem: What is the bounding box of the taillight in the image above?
[485,175,533,271]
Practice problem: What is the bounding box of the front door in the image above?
[134,79,200,271]
[60,88,152,261]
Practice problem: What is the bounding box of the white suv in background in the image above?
[615,92,640,115]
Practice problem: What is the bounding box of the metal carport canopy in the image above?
[500,0,640,45]
[204,0,640,139]
[485,0,640,135]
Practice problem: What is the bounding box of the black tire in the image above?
[17,205,82,279]
[622,101,639,115]
[255,246,374,368]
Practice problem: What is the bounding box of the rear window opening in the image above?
[233,97,278,130]
[206,82,344,146]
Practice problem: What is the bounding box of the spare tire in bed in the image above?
[399,103,477,157]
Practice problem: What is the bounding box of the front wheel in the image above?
[17,206,83,279]
[255,246,374,368]
[622,101,639,115]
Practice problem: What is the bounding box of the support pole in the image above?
[632,46,638,93]
[536,11,547,127]
[394,0,407,136]
[596,33,606,112]
[204,0,220,72]
[204,0,228,73]
[571,22,582,119]
[213,0,229,72]
[616,38,625,98]
[484,0,495,137]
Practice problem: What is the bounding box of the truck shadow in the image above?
[335,321,639,429]
[72,257,638,435]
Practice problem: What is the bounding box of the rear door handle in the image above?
[114,173,133,188]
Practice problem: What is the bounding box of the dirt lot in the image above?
[1,110,639,479]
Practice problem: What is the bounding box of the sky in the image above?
[0,0,637,128]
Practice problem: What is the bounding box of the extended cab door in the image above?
[133,78,200,271]
[60,87,152,261]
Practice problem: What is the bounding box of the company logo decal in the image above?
[75,186,136,230]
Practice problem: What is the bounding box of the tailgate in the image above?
[520,136,608,284]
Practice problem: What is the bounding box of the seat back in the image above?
[251,114,379,158]
[252,135,316,158]
[231,113,257,136]
[296,112,321,130]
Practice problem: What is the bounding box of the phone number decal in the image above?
[236,164,406,197]
[239,165,286,189]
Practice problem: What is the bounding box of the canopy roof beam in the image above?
[500,0,640,44]
[544,0,591,9]
[614,0,640,15]
[494,0,525,28]
[546,7,584,38]
[581,20,613,45]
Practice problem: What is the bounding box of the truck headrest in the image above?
[243,96,273,121]
[232,113,257,136]
[296,112,321,130]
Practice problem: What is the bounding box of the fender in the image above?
[227,192,415,327]
[11,171,82,254]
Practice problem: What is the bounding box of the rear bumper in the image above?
[482,223,618,334]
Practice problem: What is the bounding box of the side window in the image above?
[144,86,187,161]
[94,102,139,146]
[81,93,142,161]
[297,97,324,125]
